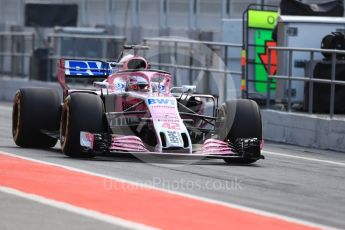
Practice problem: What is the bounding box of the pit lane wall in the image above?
[1,77,344,153]
[0,77,62,102]
[262,110,345,152]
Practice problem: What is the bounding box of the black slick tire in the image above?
[217,99,262,164]
[60,93,104,158]
[12,88,61,148]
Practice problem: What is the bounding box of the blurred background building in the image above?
[0,0,338,43]
[0,0,344,106]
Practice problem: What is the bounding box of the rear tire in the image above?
[12,88,61,148]
[216,99,262,164]
[60,93,104,158]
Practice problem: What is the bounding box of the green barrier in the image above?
[254,30,276,93]
[248,9,278,93]
[248,10,278,30]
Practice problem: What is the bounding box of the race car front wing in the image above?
[80,132,264,161]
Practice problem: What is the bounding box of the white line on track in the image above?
[0,151,335,230]
[0,186,157,230]
[263,150,345,167]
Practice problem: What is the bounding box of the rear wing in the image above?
[58,59,118,96]
[60,59,117,77]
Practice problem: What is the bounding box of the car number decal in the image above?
[167,131,180,144]
[162,122,180,130]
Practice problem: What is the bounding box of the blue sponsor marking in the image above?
[147,98,175,105]
[66,60,111,76]
[115,82,126,90]
[159,85,165,92]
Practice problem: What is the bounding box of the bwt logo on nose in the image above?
[147,98,175,105]
[65,60,110,76]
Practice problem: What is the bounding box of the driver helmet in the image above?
[127,76,149,92]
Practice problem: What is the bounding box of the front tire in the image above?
[12,88,61,148]
[217,99,262,164]
[60,93,104,158]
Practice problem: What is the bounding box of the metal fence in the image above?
[0,32,126,81]
[2,31,345,119]
[0,32,35,78]
[143,37,242,102]
[267,46,345,118]
[0,32,242,102]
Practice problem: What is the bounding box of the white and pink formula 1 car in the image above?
[12,45,264,164]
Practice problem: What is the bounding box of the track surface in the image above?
[1,101,345,229]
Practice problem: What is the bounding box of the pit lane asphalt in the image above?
[1,102,345,229]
